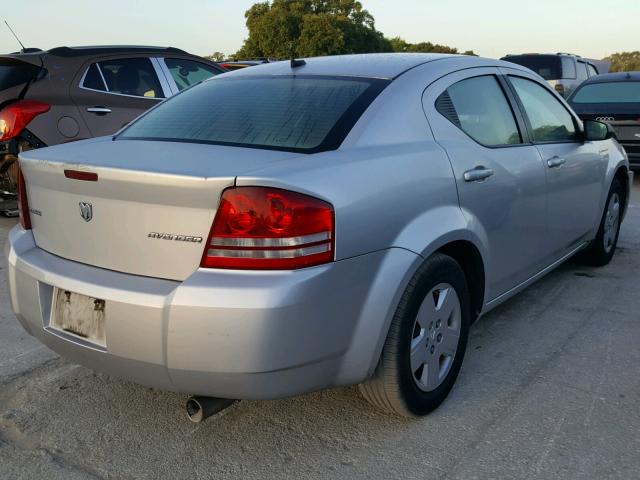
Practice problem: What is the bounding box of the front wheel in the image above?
[359,253,470,417]
[580,178,625,267]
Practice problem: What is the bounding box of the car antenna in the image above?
[289,42,306,68]
[4,20,26,52]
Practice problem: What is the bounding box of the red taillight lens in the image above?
[0,100,50,142]
[202,187,334,270]
[17,165,31,230]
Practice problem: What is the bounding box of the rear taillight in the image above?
[17,165,31,230]
[201,187,334,270]
[0,100,50,142]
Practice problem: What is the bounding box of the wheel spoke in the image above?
[425,357,441,391]
[439,329,460,357]
[436,287,457,319]
[410,333,428,372]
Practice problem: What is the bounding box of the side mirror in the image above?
[583,119,615,142]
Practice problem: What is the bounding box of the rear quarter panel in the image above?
[236,66,475,263]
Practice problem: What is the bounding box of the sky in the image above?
[2,0,638,60]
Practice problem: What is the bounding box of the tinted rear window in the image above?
[118,75,388,153]
[572,82,640,104]
[0,59,41,90]
[503,56,576,81]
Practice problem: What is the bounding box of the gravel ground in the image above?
[1,178,639,479]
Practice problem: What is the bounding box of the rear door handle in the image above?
[463,166,494,182]
[87,107,112,115]
[546,156,566,168]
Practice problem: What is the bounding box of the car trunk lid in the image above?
[19,138,300,281]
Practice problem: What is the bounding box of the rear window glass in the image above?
[0,59,41,90]
[119,75,388,153]
[572,82,640,104]
[503,56,576,81]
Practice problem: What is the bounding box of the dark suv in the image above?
[501,53,607,98]
[0,45,224,193]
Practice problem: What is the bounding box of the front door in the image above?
[423,69,549,300]
[506,74,606,258]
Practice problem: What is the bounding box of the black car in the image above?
[568,72,640,169]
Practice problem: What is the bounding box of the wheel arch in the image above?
[435,240,486,324]
[613,164,631,219]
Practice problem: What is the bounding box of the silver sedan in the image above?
[6,53,630,419]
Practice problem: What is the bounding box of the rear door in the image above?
[505,72,606,258]
[70,56,169,137]
[424,68,549,300]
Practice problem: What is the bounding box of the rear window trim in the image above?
[116,74,391,154]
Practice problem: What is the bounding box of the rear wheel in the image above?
[580,178,624,267]
[359,253,470,416]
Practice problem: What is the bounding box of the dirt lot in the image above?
[1,179,639,480]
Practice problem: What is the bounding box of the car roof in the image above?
[46,46,188,57]
[223,53,461,80]
[4,45,189,59]
[580,71,640,84]
[503,53,583,58]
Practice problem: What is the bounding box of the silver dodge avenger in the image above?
[6,54,630,419]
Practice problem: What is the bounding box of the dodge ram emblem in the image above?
[79,202,93,222]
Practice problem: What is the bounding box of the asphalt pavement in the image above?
[1,178,639,479]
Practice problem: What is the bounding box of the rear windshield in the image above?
[118,75,388,153]
[0,58,41,90]
[503,56,575,81]
[572,82,640,104]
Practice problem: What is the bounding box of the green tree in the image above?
[605,51,640,72]
[205,51,226,62]
[235,0,391,58]
[389,36,475,56]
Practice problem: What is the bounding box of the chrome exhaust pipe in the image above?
[186,396,235,423]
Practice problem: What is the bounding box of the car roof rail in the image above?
[47,46,188,57]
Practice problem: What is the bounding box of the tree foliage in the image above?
[389,37,475,56]
[205,51,226,62]
[390,37,475,55]
[235,0,391,58]
[605,51,640,72]
[235,1,474,59]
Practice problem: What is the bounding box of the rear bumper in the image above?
[6,226,419,399]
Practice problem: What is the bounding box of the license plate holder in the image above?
[50,289,106,348]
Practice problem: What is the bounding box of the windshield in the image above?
[572,82,640,104]
[503,56,575,81]
[119,75,389,153]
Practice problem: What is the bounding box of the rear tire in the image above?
[359,253,470,417]
[580,178,624,267]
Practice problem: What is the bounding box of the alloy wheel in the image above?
[410,283,462,392]
[603,192,620,254]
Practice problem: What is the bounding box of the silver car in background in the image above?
[6,54,630,418]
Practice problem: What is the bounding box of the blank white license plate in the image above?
[51,289,106,348]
